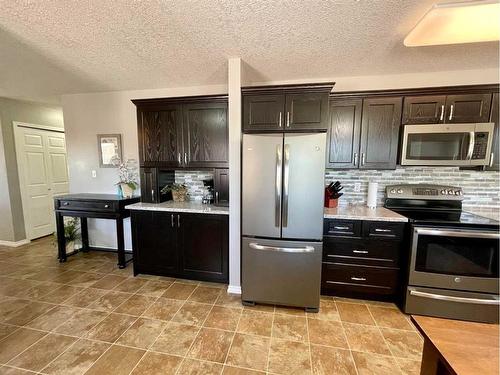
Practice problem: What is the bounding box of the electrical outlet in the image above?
[354,182,361,192]
[91,170,97,178]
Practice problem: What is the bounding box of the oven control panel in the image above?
[386,184,464,200]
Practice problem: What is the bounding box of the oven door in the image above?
[400,123,493,166]
[409,227,499,294]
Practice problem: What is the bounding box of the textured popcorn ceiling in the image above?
[0,0,498,103]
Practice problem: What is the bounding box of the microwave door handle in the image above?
[466,131,475,160]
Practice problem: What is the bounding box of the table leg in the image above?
[80,217,89,252]
[420,339,440,375]
[116,218,126,269]
[55,212,66,262]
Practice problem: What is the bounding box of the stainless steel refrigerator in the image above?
[241,133,326,311]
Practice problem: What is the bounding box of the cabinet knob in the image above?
[62,202,69,206]
[104,204,109,208]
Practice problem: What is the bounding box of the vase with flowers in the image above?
[112,157,139,198]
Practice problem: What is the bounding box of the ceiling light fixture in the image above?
[404,0,500,47]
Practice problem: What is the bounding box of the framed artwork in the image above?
[97,134,122,168]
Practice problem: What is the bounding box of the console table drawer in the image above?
[58,200,115,212]
[322,262,399,295]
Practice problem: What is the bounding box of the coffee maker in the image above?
[202,179,214,204]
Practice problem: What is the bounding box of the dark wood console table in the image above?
[54,194,140,268]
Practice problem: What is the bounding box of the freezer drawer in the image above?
[241,237,322,310]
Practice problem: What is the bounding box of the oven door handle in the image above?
[410,290,500,306]
[414,227,500,240]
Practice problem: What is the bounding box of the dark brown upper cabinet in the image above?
[359,97,402,170]
[486,92,499,171]
[242,83,334,132]
[285,92,329,130]
[243,94,285,131]
[326,99,362,169]
[445,93,492,123]
[214,168,229,206]
[139,167,158,203]
[183,102,228,168]
[139,105,183,167]
[402,95,446,124]
[133,96,228,169]
[403,93,492,124]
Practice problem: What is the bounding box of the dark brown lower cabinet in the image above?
[131,210,229,283]
[321,219,406,300]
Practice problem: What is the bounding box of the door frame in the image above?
[13,121,66,240]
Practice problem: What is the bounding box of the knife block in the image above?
[324,189,339,208]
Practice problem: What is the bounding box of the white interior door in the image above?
[14,124,69,240]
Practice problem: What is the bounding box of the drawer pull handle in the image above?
[104,204,109,208]
[353,250,368,254]
[333,226,350,230]
[62,202,69,206]
[374,228,392,233]
[350,277,366,281]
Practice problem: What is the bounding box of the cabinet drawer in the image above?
[322,262,399,295]
[58,200,115,212]
[323,237,399,266]
[362,221,404,239]
[324,219,361,237]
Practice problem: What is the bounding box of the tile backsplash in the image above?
[325,167,500,217]
[175,170,214,200]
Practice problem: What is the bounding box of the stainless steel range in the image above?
[384,184,499,323]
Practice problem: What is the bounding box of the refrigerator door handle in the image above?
[282,144,290,227]
[275,144,282,227]
[249,242,315,253]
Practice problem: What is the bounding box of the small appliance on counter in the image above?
[385,184,499,323]
[325,181,343,208]
[202,179,215,204]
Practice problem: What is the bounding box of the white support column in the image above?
[227,58,242,294]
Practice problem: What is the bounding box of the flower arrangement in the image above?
[161,183,188,202]
[112,157,138,198]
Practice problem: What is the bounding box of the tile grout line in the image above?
[366,303,405,374]
[265,305,277,374]
[221,303,244,373]
[335,299,360,375]
[123,278,189,375]
[173,284,219,375]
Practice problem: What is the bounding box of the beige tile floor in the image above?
[0,237,423,374]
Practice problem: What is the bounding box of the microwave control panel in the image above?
[472,132,489,160]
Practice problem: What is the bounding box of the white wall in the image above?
[248,67,500,92]
[61,84,227,249]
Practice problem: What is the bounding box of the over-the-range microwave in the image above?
[400,122,495,167]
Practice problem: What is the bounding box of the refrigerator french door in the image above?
[242,133,326,311]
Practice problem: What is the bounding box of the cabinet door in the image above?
[486,92,499,171]
[285,92,329,130]
[445,93,492,123]
[359,97,402,170]
[214,168,229,205]
[131,211,178,275]
[139,167,158,203]
[402,95,446,124]
[138,105,183,167]
[243,94,285,131]
[178,213,228,282]
[183,102,228,168]
[326,99,362,169]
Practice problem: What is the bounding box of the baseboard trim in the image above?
[0,239,30,247]
[227,285,242,295]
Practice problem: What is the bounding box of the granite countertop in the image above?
[125,201,229,215]
[324,205,408,222]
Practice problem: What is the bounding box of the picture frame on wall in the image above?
[97,134,122,168]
